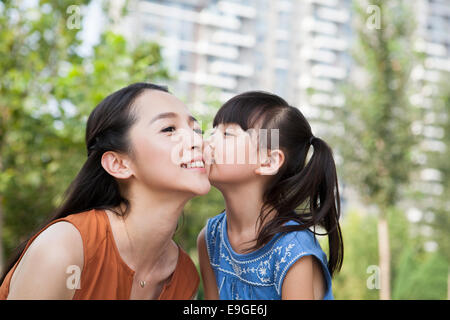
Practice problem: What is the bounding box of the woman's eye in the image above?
[224,131,232,136]
[162,126,176,133]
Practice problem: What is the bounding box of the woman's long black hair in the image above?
[1,82,169,284]
[213,91,344,277]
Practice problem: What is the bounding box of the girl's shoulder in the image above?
[280,220,328,258]
[205,210,226,232]
[269,222,332,296]
[275,221,334,298]
[204,211,226,252]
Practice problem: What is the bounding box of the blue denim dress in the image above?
[205,211,334,300]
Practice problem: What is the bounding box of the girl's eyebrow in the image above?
[149,112,198,125]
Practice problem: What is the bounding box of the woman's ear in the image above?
[101,151,133,179]
[254,149,285,176]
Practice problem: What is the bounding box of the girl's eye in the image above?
[162,126,176,133]
[224,131,232,136]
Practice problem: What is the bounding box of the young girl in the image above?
[0,82,210,299]
[198,91,343,300]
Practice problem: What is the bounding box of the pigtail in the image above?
[306,137,344,277]
[256,135,343,277]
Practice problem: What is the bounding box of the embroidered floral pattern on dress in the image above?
[207,213,307,291]
[205,212,334,300]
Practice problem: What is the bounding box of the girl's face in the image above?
[204,123,263,187]
[126,90,211,196]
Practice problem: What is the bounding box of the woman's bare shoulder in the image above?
[7,221,84,299]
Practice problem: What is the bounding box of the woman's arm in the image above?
[281,255,315,300]
[197,227,219,300]
[7,221,84,300]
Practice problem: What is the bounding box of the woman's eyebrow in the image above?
[149,112,198,125]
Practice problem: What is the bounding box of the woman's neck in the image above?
[109,187,190,275]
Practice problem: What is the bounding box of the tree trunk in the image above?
[447,268,449,300]
[0,197,3,273]
[378,216,391,300]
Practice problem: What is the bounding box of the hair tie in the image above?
[309,136,316,145]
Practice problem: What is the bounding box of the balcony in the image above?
[178,71,237,89]
[311,64,347,80]
[312,35,348,51]
[299,75,336,92]
[218,1,256,19]
[301,47,337,63]
[209,61,254,77]
[156,37,239,59]
[302,16,338,36]
[138,1,241,30]
[211,31,256,47]
[316,7,350,24]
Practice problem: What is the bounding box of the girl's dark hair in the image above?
[213,91,343,277]
[1,82,169,284]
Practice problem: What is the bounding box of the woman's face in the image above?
[126,90,210,196]
[204,123,262,188]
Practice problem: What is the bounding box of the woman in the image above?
[0,82,210,299]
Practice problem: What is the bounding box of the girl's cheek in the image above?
[220,138,249,166]
[209,135,224,164]
[248,142,261,165]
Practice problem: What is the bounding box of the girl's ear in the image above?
[254,149,285,176]
[101,151,134,179]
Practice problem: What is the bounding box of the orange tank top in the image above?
[0,209,199,299]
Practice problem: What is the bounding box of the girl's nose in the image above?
[206,140,215,152]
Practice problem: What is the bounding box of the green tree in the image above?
[0,0,90,269]
[330,209,379,299]
[392,246,448,299]
[333,0,421,299]
[331,206,447,299]
[0,0,169,271]
[426,79,450,299]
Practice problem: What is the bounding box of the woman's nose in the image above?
[190,132,203,151]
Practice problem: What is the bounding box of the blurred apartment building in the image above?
[111,0,449,220]
[407,0,450,229]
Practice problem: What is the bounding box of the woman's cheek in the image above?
[133,141,177,184]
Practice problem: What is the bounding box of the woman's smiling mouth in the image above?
[180,156,206,171]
